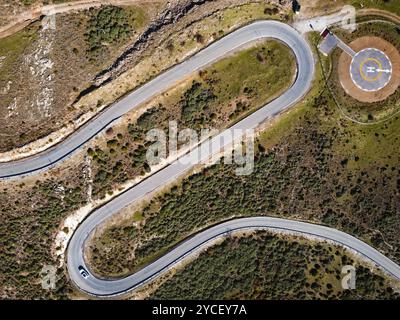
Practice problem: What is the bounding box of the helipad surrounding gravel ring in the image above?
[338,36,400,103]
[350,48,392,92]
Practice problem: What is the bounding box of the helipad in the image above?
[350,48,392,92]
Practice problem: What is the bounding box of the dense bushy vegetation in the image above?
[180,81,216,125]
[85,6,133,56]
[150,232,399,299]
[0,168,88,299]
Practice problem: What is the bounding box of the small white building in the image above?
[318,28,339,56]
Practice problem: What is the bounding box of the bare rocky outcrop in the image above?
[85,1,213,93]
[79,0,291,100]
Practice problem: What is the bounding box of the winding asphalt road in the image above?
[65,20,317,296]
[1,20,307,178]
[4,20,397,296]
[70,217,400,297]
[65,21,400,297]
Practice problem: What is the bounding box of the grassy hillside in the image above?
[88,40,295,200]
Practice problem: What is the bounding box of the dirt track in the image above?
[358,8,400,24]
[338,36,400,103]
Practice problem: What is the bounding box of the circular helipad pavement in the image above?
[338,36,400,103]
[350,48,392,92]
